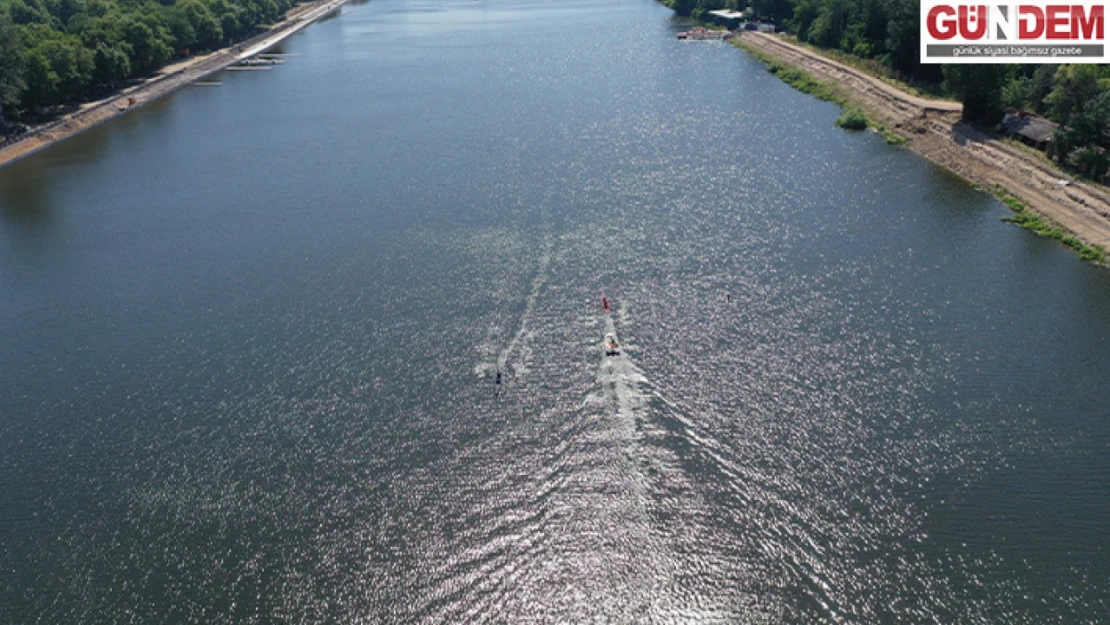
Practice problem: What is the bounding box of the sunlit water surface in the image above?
[1,0,1108,622]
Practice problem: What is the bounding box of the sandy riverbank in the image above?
[0,0,350,169]
[736,31,1110,257]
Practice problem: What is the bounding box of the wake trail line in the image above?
[475,241,552,383]
[588,303,650,425]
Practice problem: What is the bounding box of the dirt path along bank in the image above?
[737,31,1110,256]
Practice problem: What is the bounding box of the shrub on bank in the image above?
[835,108,867,130]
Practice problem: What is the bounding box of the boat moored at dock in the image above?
[677,27,733,40]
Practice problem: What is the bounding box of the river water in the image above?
[1,0,1108,622]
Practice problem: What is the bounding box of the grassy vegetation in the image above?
[996,190,1107,263]
[998,193,1026,212]
[835,109,868,130]
[765,64,844,105]
[874,125,908,145]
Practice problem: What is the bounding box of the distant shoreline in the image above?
[0,0,351,170]
[733,31,1110,261]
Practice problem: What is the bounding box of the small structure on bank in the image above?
[707,9,745,28]
[705,9,777,32]
[1001,109,1058,155]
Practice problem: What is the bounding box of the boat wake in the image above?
[589,312,650,427]
[474,243,551,383]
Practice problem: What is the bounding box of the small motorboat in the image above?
[604,333,620,356]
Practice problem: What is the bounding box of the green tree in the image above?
[0,12,26,115]
[804,0,851,48]
[19,47,58,109]
[1044,64,1103,123]
[881,0,931,78]
[79,15,122,49]
[92,40,130,85]
[65,11,91,35]
[84,0,112,18]
[1054,90,1110,178]
[1000,65,1057,114]
[943,64,1008,123]
[39,33,92,101]
[750,0,794,23]
[665,0,698,17]
[162,5,196,50]
[181,0,221,47]
[48,0,86,26]
[1027,65,1059,115]
[8,0,53,25]
[119,17,170,74]
[790,0,818,39]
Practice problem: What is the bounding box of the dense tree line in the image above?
[665,0,1110,180]
[0,0,300,121]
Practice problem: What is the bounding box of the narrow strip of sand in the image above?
[0,0,351,169]
[737,31,1110,255]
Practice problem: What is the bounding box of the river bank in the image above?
[0,0,350,170]
[734,31,1110,261]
